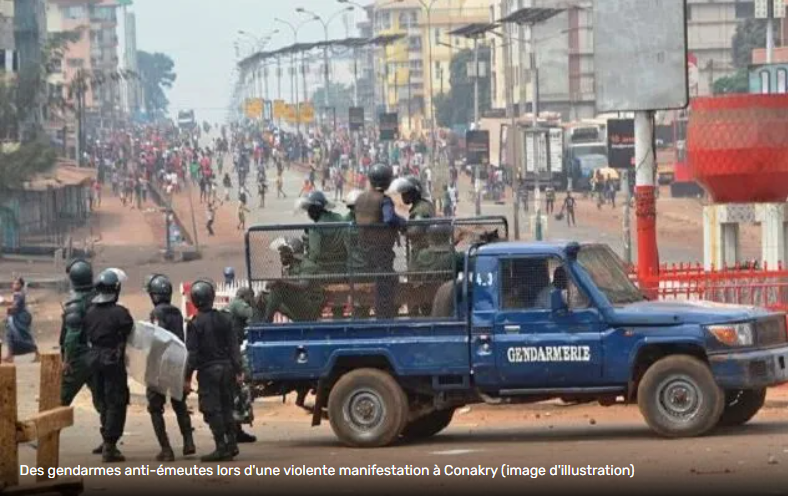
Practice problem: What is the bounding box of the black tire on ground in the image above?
[637,355,724,438]
[327,368,409,448]
[400,408,455,441]
[717,388,767,427]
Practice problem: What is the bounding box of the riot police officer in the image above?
[390,175,435,260]
[84,269,134,463]
[185,280,242,462]
[144,274,195,461]
[59,259,104,455]
[226,287,257,444]
[297,190,347,276]
[355,164,406,319]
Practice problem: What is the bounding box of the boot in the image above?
[176,410,196,456]
[151,414,174,462]
[236,427,256,444]
[182,430,196,457]
[226,423,239,457]
[102,443,126,463]
[92,443,104,455]
[200,424,231,463]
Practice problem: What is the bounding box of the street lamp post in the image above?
[275,17,317,137]
[416,0,439,167]
[297,6,354,132]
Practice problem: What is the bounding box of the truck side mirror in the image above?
[551,288,568,315]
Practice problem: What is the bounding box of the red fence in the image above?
[632,263,788,312]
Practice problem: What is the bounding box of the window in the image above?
[778,69,787,93]
[399,12,409,28]
[576,245,643,306]
[761,70,771,94]
[62,6,85,19]
[686,3,692,21]
[500,258,589,311]
[434,27,441,45]
[408,36,422,51]
[735,1,755,19]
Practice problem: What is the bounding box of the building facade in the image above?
[370,0,490,133]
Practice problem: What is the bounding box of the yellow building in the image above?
[371,0,491,135]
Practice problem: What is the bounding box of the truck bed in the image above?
[247,319,470,381]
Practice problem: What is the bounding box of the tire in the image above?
[400,408,455,441]
[637,355,724,438]
[327,368,409,448]
[717,388,767,427]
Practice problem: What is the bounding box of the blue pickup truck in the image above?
[244,218,788,447]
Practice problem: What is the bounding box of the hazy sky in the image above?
[132,0,362,123]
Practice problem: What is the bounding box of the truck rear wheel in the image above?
[400,408,455,441]
[717,388,767,427]
[327,368,408,448]
[637,355,724,438]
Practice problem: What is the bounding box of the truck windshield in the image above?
[576,245,644,305]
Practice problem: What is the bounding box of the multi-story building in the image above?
[370,0,490,133]
[490,0,772,121]
[47,0,120,113]
[121,10,140,116]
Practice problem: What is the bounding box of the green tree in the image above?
[713,68,750,94]
[0,29,82,189]
[138,50,176,118]
[732,18,781,69]
[435,46,491,128]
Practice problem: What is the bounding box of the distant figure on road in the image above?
[1,277,40,364]
[276,171,286,199]
[237,202,250,231]
[545,186,556,214]
[562,191,577,227]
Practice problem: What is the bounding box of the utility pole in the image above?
[623,169,632,264]
[635,110,658,296]
[473,36,482,216]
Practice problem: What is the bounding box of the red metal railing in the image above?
[631,262,788,312]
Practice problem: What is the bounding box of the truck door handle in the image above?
[504,325,521,333]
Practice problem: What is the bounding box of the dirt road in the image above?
[12,382,788,496]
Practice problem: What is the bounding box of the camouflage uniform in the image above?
[60,289,103,410]
[225,296,255,427]
[263,258,325,322]
[407,198,435,262]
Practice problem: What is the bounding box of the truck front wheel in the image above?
[637,355,724,438]
[327,368,409,448]
[400,408,455,441]
[717,388,767,427]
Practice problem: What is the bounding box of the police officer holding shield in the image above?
[144,274,196,461]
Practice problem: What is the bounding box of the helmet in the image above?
[147,274,173,304]
[93,269,121,305]
[368,164,393,191]
[344,189,363,208]
[223,267,236,282]
[388,176,423,202]
[66,259,93,291]
[300,190,332,211]
[190,280,216,312]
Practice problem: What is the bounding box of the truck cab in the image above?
[244,221,788,448]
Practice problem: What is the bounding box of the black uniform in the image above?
[147,303,194,457]
[186,310,242,458]
[84,303,134,447]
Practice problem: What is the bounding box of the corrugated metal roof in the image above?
[22,162,96,191]
[499,7,565,25]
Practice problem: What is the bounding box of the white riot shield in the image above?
[126,321,187,401]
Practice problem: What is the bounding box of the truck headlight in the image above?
[706,322,754,347]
